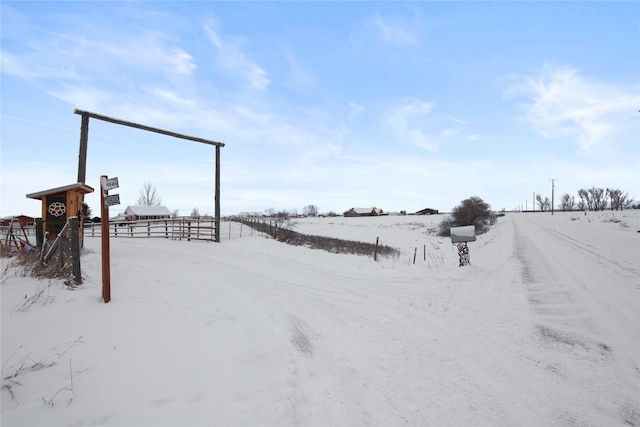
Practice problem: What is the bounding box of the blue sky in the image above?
[2,1,639,217]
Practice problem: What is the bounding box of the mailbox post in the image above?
[450,225,476,267]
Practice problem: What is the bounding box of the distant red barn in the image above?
[0,215,35,227]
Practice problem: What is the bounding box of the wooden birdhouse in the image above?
[26,183,94,240]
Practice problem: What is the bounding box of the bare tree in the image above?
[588,187,606,211]
[607,188,619,211]
[577,188,592,211]
[560,194,575,211]
[620,193,634,210]
[536,194,552,211]
[82,202,92,223]
[607,188,633,211]
[191,207,200,218]
[137,182,162,206]
[303,205,319,217]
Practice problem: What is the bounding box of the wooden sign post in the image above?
[100,175,120,303]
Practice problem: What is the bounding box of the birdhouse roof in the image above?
[26,183,95,200]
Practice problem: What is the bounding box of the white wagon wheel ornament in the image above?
[48,201,66,217]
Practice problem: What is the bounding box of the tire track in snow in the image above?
[216,236,588,425]
[511,214,640,426]
[260,280,415,426]
[249,261,552,426]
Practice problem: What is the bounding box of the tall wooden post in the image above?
[100,176,111,303]
[77,113,89,184]
[77,112,90,244]
[215,144,221,242]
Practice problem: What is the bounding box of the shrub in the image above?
[271,227,400,258]
[437,216,455,237]
[439,196,496,237]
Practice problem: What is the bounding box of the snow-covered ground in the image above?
[2,211,639,426]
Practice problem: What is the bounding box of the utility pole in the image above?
[550,179,557,215]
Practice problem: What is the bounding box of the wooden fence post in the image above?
[374,237,379,261]
[35,218,43,251]
[58,242,64,269]
[69,217,82,284]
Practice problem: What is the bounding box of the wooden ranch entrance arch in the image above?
[74,109,225,242]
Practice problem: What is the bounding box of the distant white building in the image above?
[123,205,172,221]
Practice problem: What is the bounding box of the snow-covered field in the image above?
[2,211,639,427]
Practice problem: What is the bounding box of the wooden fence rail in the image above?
[84,217,216,241]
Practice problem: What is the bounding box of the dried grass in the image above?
[1,252,76,286]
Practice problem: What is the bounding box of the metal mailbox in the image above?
[450,225,476,243]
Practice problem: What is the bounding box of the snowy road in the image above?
[510,213,640,426]
[512,213,639,369]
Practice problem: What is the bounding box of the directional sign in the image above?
[101,177,119,191]
[104,194,121,207]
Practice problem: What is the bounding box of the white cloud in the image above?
[280,46,315,92]
[0,49,80,80]
[1,31,196,81]
[505,64,638,151]
[369,11,418,46]
[146,87,197,108]
[102,34,196,76]
[47,85,117,112]
[385,100,437,150]
[348,102,364,119]
[385,99,472,151]
[204,25,270,91]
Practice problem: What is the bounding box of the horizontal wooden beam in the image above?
[74,109,225,147]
